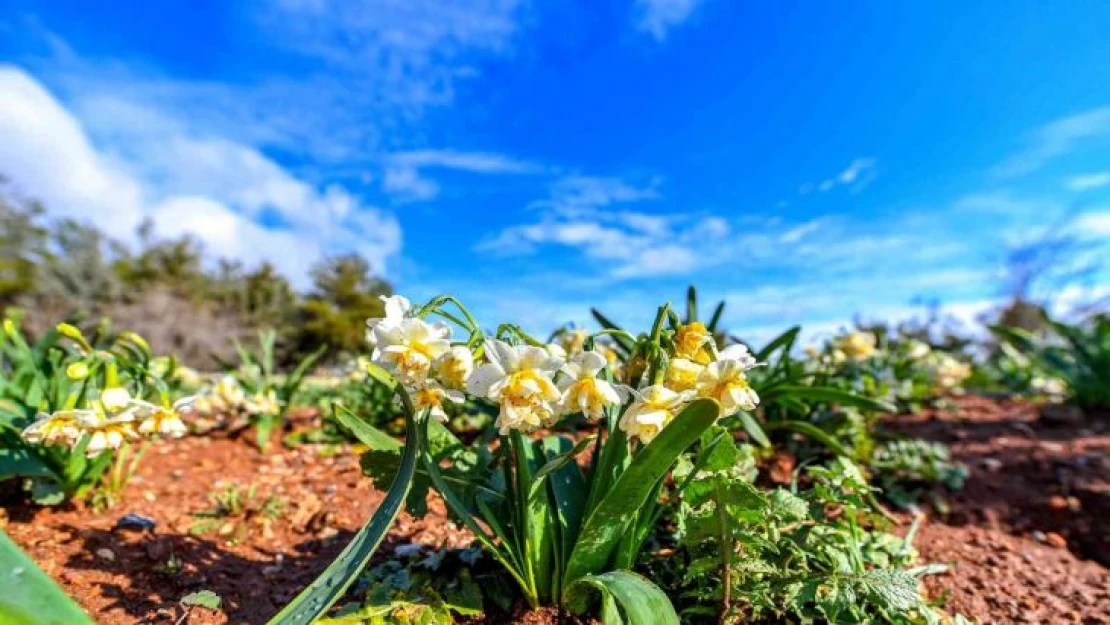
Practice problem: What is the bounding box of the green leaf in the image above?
[335,403,402,451]
[706,301,725,333]
[765,385,896,413]
[565,571,678,625]
[0,530,94,625]
[755,326,800,363]
[266,395,419,625]
[685,286,698,324]
[590,309,635,355]
[737,411,771,448]
[764,419,855,458]
[0,447,55,480]
[563,399,719,591]
[181,589,222,610]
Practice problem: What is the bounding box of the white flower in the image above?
[619,385,692,444]
[558,350,625,420]
[435,346,474,391]
[410,380,464,422]
[77,388,147,456]
[545,343,568,360]
[718,344,758,369]
[664,358,704,392]
[467,339,563,434]
[372,317,452,385]
[21,410,86,447]
[366,295,412,346]
[245,390,280,416]
[836,332,876,361]
[906,340,931,360]
[557,329,588,355]
[138,397,193,438]
[696,358,760,416]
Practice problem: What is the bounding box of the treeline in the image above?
[0,188,392,368]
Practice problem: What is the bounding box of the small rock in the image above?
[980,458,1003,472]
[171,469,184,480]
[1032,530,1047,544]
[1045,532,1067,549]
[95,548,116,562]
[1047,495,1069,510]
[115,513,157,532]
[316,526,339,540]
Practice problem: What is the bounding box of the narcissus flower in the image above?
[664,358,703,392]
[366,295,412,346]
[410,380,464,422]
[372,317,452,385]
[557,329,588,356]
[245,389,280,416]
[906,340,931,360]
[836,332,877,361]
[21,410,85,447]
[138,397,193,438]
[620,385,692,444]
[558,350,625,420]
[931,354,971,393]
[435,346,474,391]
[674,322,713,364]
[696,358,760,416]
[75,388,147,456]
[467,339,563,434]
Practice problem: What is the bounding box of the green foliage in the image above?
[0,529,94,625]
[267,382,420,625]
[222,329,327,450]
[658,450,950,624]
[180,589,223,610]
[0,316,180,504]
[991,313,1110,409]
[870,439,967,510]
[317,547,484,625]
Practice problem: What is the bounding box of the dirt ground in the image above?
[2,396,1108,624]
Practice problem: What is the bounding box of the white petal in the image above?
[483,339,519,373]
[467,362,506,397]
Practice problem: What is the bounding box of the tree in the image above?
[298,254,392,355]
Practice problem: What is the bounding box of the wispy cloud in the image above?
[381,148,540,202]
[633,0,706,42]
[1067,171,1110,191]
[993,106,1110,178]
[799,157,878,195]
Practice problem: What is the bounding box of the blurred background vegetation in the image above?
[1,182,393,367]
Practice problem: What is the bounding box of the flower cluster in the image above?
[193,376,280,418]
[22,387,192,457]
[620,328,760,444]
[366,298,763,443]
[928,353,972,394]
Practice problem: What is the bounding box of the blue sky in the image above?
[1,1,1108,343]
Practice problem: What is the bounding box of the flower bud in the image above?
[66,362,90,381]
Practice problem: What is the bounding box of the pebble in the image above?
[981,458,1003,472]
[95,548,115,562]
[1044,532,1068,549]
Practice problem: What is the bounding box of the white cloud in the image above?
[800,157,878,195]
[382,166,441,202]
[0,65,402,286]
[0,66,143,237]
[388,149,538,174]
[380,148,540,202]
[993,106,1110,178]
[477,174,728,279]
[779,218,828,243]
[1067,171,1110,191]
[1072,210,1110,236]
[634,0,706,42]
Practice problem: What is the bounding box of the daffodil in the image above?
[138,397,193,438]
[410,380,464,422]
[558,350,625,420]
[435,346,474,390]
[664,358,703,392]
[366,294,413,346]
[371,317,452,385]
[557,329,588,355]
[211,375,247,412]
[718,344,758,369]
[76,388,147,456]
[836,332,876,361]
[21,410,85,447]
[619,385,692,444]
[245,389,280,416]
[674,322,713,364]
[696,359,760,416]
[467,339,563,434]
[931,354,971,393]
[906,340,931,360]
